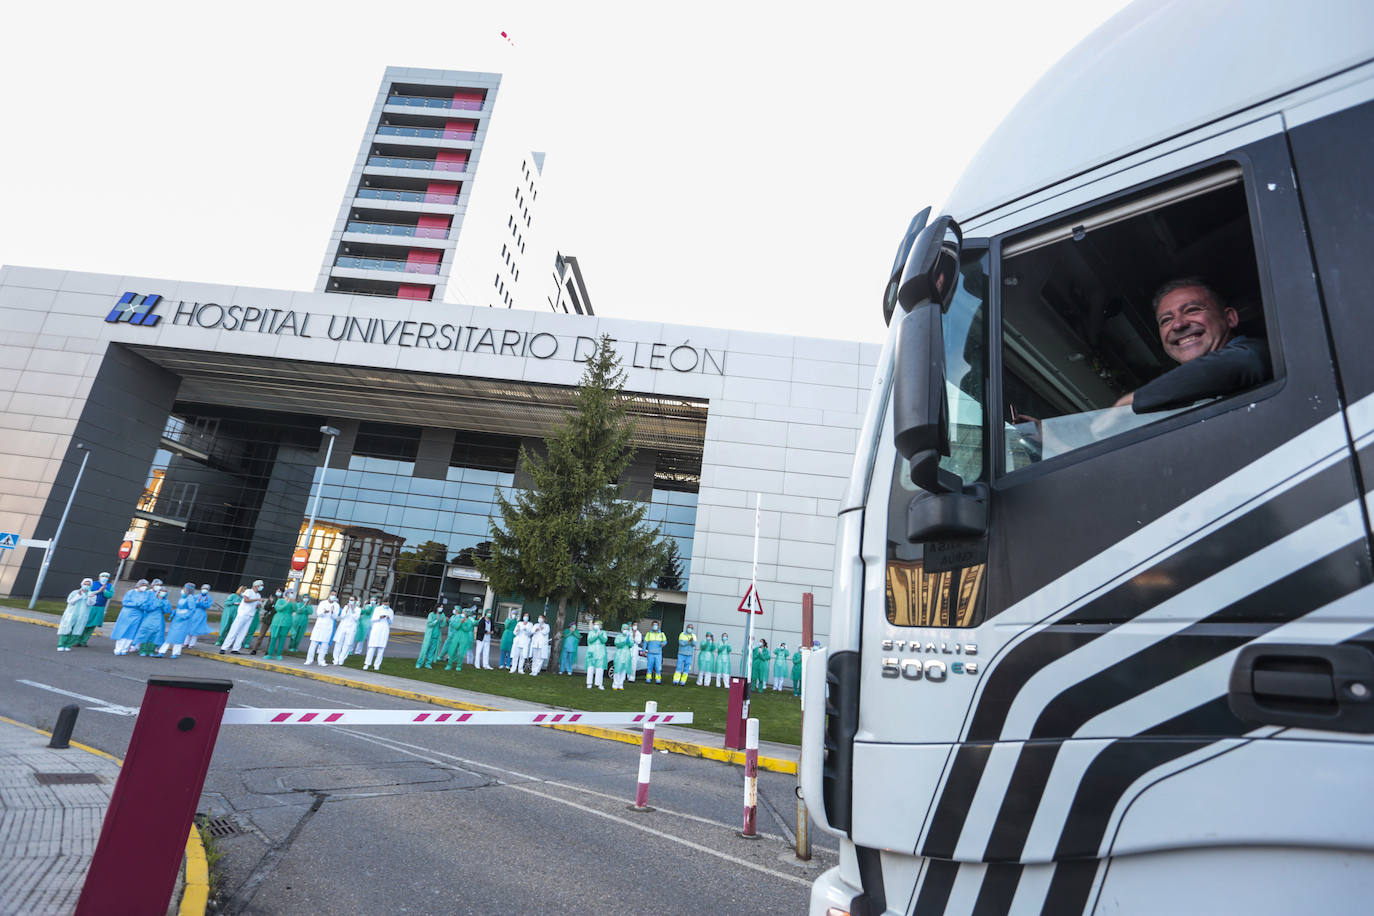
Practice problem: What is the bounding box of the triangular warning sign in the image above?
[737,584,764,615]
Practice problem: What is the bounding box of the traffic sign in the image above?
[737,584,764,615]
[291,548,308,572]
[0,533,17,550]
[118,541,133,559]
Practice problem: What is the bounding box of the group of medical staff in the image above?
[67,577,218,658]
[58,576,808,694]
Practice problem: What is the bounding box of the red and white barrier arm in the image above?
[218,708,693,726]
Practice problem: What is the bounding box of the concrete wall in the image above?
[6,342,179,597]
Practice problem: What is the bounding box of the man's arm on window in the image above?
[1132,336,1270,413]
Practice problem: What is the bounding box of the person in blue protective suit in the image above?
[158,583,197,658]
[558,624,579,675]
[57,579,95,651]
[76,572,114,647]
[136,582,169,656]
[184,584,214,649]
[674,624,696,684]
[111,579,150,655]
[643,621,667,684]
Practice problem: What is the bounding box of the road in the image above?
[0,619,835,914]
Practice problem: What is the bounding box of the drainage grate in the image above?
[35,772,102,785]
[197,815,241,838]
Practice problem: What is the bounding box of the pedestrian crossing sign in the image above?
[0,532,17,550]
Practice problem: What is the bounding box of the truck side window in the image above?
[1001,166,1272,473]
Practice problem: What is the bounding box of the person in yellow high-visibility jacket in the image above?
[674,624,697,684]
[643,622,667,683]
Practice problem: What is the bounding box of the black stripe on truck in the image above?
[919,459,1354,858]
[982,539,1370,863]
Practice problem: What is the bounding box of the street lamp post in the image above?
[298,426,340,590]
[30,443,90,609]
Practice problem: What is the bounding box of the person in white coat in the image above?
[305,592,340,665]
[474,610,493,669]
[332,597,361,665]
[222,579,264,654]
[363,601,394,670]
[508,613,534,674]
[529,614,551,675]
[627,623,643,681]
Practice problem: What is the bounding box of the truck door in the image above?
[847,126,1374,914]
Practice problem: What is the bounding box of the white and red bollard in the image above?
[632,700,657,811]
[741,717,759,838]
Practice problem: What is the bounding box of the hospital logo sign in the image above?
[106,292,164,327]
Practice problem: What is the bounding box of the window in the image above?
[998,165,1270,474]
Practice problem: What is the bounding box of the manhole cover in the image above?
[197,815,241,838]
[35,773,102,785]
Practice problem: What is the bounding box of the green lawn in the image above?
[1,598,68,615]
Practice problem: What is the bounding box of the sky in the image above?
[0,0,1132,345]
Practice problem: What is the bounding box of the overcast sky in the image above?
[1,0,1131,344]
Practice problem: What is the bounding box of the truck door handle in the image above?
[1228,643,1374,733]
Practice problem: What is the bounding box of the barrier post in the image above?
[76,676,232,916]
[740,717,759,838]
[632,700,657,811]
[48,704,79,749]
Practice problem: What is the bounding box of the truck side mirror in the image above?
[892,217,963,494]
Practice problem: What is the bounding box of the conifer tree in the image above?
[476,335,667,629]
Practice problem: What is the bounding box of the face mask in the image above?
[652,624,659,631]
[201,588,210,594]
[99,575,109,582]
[593,624,601,631]
[81,584,91,591]
[522,616,529,622]
[330,595,337,601]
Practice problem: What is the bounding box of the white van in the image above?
[799,1,1374,913]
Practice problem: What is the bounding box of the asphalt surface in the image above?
[0,619,835,914]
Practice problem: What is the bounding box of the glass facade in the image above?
[127,408,697,617]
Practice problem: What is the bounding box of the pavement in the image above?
[0,714,207,916]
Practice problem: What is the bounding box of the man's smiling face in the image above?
[1155,285,1239,364]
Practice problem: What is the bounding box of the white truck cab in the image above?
[800,1,1374,912]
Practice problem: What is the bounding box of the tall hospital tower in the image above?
[316,67,532,307]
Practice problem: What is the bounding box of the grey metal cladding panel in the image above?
[14,344,181,598]
[415,427,456,481]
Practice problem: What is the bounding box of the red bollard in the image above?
[725,676,747,749]
[76,676,232,916]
